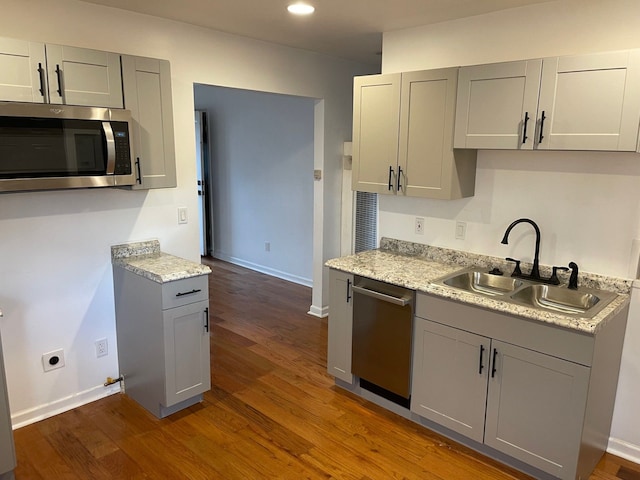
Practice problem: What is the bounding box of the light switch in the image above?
[178,207,188,224]
[455,221,466,240]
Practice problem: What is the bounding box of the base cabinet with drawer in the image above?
[412,293,628,480]
[113,266,211,418]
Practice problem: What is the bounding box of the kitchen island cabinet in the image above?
[0,314,16,480]
[112,241,211,418]
[352,69,476,199]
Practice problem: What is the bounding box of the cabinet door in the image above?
[0,332,16,475]
[485,340,590,480]
[163,300,211,407]
[411,318,490,443]
[122,56,177,189]
[454,60,542,150]
[537,50,640,151]
[0,37,47,103]
[45,44,123,108]
[398,68,465,198]
[352,73,401,194]
[327,270,354,383]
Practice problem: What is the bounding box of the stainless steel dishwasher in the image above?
[351,275,415,408]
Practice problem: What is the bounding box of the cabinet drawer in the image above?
[162,275,209,310]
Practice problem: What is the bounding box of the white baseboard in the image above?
[308,304,328,318]
[11,383,121,429]
[608,436,640,464]
[213,252,312,287]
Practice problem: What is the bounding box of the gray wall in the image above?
[194,85,314,285]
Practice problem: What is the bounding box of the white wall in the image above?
[382,0,640,463]
[193,85,314,285]
[0,0,371,426]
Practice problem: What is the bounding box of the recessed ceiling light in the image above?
[287,3,315,15]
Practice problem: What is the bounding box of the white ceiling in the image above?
[80,0,552,66]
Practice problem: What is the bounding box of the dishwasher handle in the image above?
[352,285,412,306]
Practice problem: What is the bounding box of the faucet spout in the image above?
[501,218,541,280]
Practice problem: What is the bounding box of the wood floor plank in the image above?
[10,258,639,479]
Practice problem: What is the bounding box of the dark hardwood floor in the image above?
[12,258,640,479]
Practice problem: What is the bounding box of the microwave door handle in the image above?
[102,121,116,174]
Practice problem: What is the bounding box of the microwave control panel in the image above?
[112,121,132,175]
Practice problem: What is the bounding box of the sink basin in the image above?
[435,269,619,319]
[443,271,524,296]
[509,284,618,317]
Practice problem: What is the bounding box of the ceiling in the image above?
[80,0,552,66]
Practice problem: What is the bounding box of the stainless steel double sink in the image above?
[434,268,619,319]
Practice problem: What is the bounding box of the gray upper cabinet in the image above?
[122,55,177,189]
[0,37,123,108]
[454,59,542,150]
[0,327,16,477]
[0,37,47,103]
[537,50,640,151]
[45,44,123,108]
[353,69,476,199]
[455,49,640,151]
[352,73,401,194]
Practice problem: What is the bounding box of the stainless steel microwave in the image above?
[0,102,135,192]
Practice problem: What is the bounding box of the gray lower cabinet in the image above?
[113,267,211,418]
[122,55,177,189]
[327,269,354,383]
[411,318,490,443]
[0,328,16,479]
[412,293,628,480]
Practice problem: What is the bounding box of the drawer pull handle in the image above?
[176,288,201,297]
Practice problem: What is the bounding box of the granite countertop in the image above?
[111,240,211,284]
[326,238,632,335]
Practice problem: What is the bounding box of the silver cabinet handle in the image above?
[352,285,411,306]
[102,121,116,174]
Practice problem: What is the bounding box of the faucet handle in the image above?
[568,262,579,290]
[506,257,522,276]
[550,266,570,285]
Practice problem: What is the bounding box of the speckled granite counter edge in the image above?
[326,238,632,335]
[111,240,211,284]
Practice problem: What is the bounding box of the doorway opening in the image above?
[194,84,316,287]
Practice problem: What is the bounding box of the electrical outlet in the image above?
[42,349,65,372]
[415,217,425,235]
[95,338,108,358]
[265,241,271,252]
